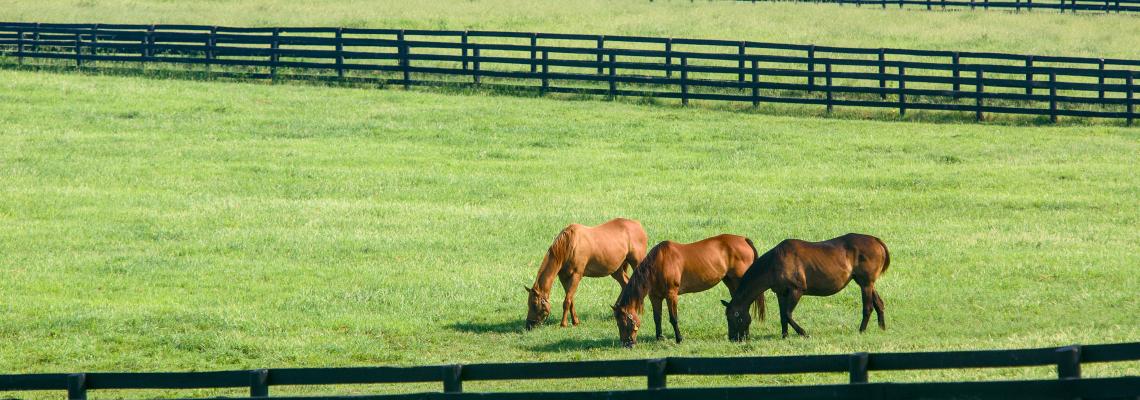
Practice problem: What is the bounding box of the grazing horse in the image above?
[722,233,890,341]
[525,218,648,330]
[612,234,762,347]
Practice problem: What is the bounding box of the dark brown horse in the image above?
[722,233,890,341]
[525,218,648,330]
[612,234,762,347]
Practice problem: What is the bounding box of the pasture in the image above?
[1,0,1138,398]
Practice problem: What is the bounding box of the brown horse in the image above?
[611,234,761,347]
[722,233,890,341]
[525,218,648,330]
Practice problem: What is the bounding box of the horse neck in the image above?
[731,268,773,309]
[531,251,563,297]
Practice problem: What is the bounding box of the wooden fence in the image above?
[1,342,1138,399]
[737,0,1140,12]
[0,22,1137,124]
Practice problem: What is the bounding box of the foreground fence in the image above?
[1,342,1138,399]
[0,22,1137,124]
[739,0,1140,13]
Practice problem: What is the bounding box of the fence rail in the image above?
[0,22,1137,124]
[740,0,1140,13]
[1,343,1138,399]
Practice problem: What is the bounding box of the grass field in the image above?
[1,0,1139,398]
[1,66,1138,397]
[2,0,1138,58]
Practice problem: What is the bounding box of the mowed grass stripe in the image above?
[0,70,1137,398]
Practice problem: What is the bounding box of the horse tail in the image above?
[744,237,759,259]
[875,236,890,275]
[752,291,765,322]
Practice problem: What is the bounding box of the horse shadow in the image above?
[524,337,620,352]
[445,320,524,334]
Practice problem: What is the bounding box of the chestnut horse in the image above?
[525,218,648,330]
[722,233,890,341]
[612,234,761,347]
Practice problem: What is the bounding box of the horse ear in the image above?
[611,304,619,311]
[720,300,730,308]
[524,286,534,293]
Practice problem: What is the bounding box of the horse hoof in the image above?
[656,336,665,341]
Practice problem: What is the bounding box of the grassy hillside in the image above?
[0,69,1137,397]
[1,0,1138,58]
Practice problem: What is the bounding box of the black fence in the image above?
[739,0,1140,12]
[0,22,1137,124]
[1,342,1138,399]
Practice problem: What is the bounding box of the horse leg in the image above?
[611,268,629,287]
[651,295,664,341]
[666,291,682,343]
[859,285,874,333]
[558,273,572,327]
[776,290,791,339]
[873,288,886,330]
[564,273,583,326]
[785,289,809,337]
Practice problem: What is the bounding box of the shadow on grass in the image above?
[446,320,524,334]
[524,337,621,352]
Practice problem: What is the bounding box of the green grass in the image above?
[0,68,1137,398]
[2,0,1138,58]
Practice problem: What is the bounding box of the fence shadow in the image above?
[445,320,524,334]
[525,337,620,352]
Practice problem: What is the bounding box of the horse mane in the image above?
[614,242,665,312]
[533,228,576,293]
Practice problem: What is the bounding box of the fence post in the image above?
[1097,59,1105,99]
[33,22,41,53]
[596,35,604,75]
[443,364,463,393]
[971,0,976,10]
[665,38,672,78]
[541,50,549,95]
[825,62,833,113]
[16,29,23,65]
[473,47,481,84]
[952,52,961,98]
[270,28,280,82]
[881,0,887,9]
[206,26,216,75]
[74,33,82,68]
[1027,0,1033,9]
[1127,74,1134,126]
[1016,0,1021,11]
[67,373,87,400]
[250,369,269,397]
[976,68,985,121]
[336,28,344,79]
[899,66,907,117]
[680,56,689,106]
[849,353,869,384]
[738,42,746,83]
[751,59,760,107]
[927,0,933,9]
[89,24,98,60]
[399,29,409,90]
[461,31,469,71]
[807,45,816,93]
[1025,56,1034,96]
[530,33,538,73]
[647,358,667,390]
[608,53,617,98]
[145,24,155,63]
[1049,72,1057,123]
[878,49,886,99]
[1056,345,1081,379]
